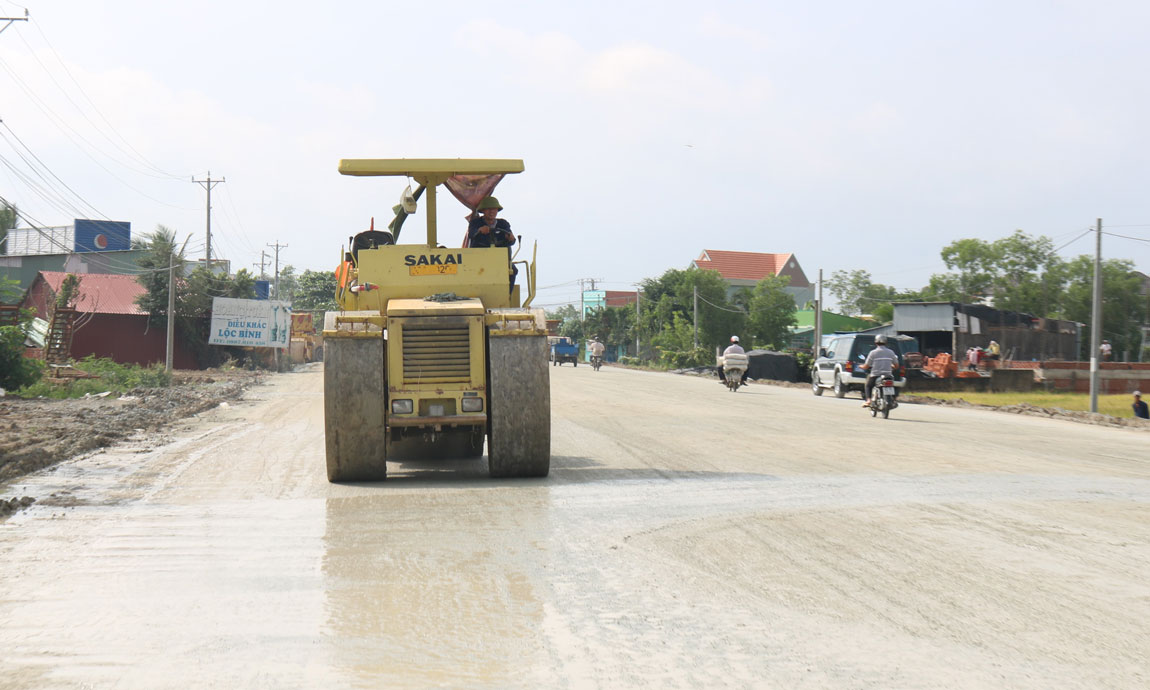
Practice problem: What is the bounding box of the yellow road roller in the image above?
[323,159,549,481]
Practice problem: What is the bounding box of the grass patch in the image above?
[912,391,1138,418]
[16,356,170,399]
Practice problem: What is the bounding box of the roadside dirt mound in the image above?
[901,394,1150,430]
[0,370,264,494]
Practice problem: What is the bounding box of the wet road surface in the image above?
[2,364,1148,688]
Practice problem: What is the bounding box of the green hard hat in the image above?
[478,196,502,211]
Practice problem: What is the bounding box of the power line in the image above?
[1055,228,1093,253]
[0,58,192,210]
[0,121,107,219]
[1103,231,1150,244]
[26,17,187,180]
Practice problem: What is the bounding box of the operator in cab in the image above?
[468,196,515,248]
[860,334,898,406]
[718,335,748,386]
[468,196,517,292]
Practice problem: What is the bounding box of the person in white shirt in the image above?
[719,336,748,385]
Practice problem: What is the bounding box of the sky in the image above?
[2,0,1149,312]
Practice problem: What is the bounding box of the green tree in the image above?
[937,237,997,301]
[926,231,1066,315]
[55,274,81,310]
[649,312,712,367]
[0,325,43,390]
[638,267,743,355]
[545,304,579,323]
[987,231,1065,316]
[276,264,298,301]
[293,269,338,311]
[744,275,797,349]
[583,305,635,354]
[0,200,16,256]
[1,276,22,304]
[1061,256,1144,360]
[134,225,187,328]
[827,270,901,317]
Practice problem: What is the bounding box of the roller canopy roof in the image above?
[338,158,524,182]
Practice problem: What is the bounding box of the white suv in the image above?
[812,334,908,398]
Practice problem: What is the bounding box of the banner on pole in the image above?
[209,297,291,349]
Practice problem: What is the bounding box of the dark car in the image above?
[811,333,911,398]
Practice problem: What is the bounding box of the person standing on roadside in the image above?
[1133,391,1149,419]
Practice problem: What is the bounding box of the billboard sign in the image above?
[74,219,130,253]
[209,297,291,349]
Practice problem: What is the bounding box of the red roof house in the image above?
[20,271,198,369]
[692,249,814,306]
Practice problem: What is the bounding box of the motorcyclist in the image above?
[718,336,749,385]
[860,334,899,407]
[589,337,606,363]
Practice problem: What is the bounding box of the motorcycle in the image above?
[868,373,898,418]
[591,354,603,371]
[722,353,749,392]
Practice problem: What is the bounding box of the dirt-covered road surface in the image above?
[1,364,1148,689]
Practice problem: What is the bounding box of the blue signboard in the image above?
[254,280,270,300]
[73,219,130,253]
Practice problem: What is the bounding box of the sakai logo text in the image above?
[404,254,463,266]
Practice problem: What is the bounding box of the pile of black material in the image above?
[745,350,798,382]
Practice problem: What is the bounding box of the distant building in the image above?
[788,310,878,349]
[580,289,638,318]
[691,249,814,307]
[20,271,199,368]
[892,302,1079,361]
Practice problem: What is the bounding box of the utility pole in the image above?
[267,241,288,300]
[165,248,175,373]
[579,279,585,321]
[815,268,823,358]
[253,250,269,280]
[635,288,641,358]
[0,9,28,37]
[192,172,224,268]
[693,285,698,349]
[1089,218,1103,413]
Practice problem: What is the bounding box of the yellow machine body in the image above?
[322,158,549,481]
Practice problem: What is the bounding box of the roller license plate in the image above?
[409,264,458,276]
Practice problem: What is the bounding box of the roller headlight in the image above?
[391,399,413,414]
[460,397,484,413]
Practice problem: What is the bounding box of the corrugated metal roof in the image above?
[39,271,146,315]
[893,302,956,332]
[693,249,793,281]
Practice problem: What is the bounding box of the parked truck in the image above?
[548,336,579,366]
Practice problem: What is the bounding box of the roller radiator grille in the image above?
[402,323,471,383]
